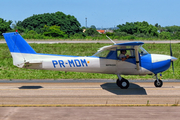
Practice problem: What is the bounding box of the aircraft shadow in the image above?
[100,83,147,95]
[18,86,43,89]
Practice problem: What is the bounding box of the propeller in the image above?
[170,41,175,74]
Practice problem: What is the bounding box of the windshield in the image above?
[93,50,110,57]
[138,45,149,56]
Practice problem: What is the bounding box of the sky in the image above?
[1,0,180,28]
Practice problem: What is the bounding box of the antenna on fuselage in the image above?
[106,35,116,44]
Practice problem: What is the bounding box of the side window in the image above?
[117,49,135,59]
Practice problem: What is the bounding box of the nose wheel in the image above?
[116,77,129,89]
[154,79,163,87]
[154,74,163,87]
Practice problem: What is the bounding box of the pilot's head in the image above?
[121,50,126,54]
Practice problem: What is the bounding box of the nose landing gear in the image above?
[154,74,163,87]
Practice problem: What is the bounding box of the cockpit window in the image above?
[117,49,135,59]
[93,50,110,58]
[138,45,148,56]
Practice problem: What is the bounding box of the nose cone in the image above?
[171,56,177,61]
[151,54,177,63]
[151,54,176,74]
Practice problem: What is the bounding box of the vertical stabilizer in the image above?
[3,32,37,67]
[3,32,36,54]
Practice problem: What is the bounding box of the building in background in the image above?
[97,30,114,34]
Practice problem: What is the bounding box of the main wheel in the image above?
[116,78,129,89]
[154,79,163,87]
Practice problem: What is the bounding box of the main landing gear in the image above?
[154,74,163,87]
[116,74,129,89]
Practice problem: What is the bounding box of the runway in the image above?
[1,80,180,120]
[0,80,180,106]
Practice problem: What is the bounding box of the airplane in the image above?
[2,32,177,89]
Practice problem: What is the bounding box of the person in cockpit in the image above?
[119,50,129,61]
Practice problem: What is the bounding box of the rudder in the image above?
[3,32,36,54]
[3,32,37,67]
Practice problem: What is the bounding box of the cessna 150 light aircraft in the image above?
[3,32,177,89]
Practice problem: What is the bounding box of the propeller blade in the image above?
[172,61,174,74]
[170,41,175,74]
[170,41,173,56]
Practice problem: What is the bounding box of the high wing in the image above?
[98,42,144,52]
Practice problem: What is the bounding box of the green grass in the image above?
[0,43,180,80]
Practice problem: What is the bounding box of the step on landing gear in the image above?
[116,74,129,89]
[154,74,163,87]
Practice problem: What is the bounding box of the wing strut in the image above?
[106,35,116,44]
[135,46,140,71]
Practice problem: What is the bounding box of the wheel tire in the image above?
[154,79,163,87]
[116,78,129,89]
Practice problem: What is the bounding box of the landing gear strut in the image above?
[154,74,163,87]
[116,74,129,89]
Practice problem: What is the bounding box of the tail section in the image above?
[3,32,37,67]
[3,32,36,54]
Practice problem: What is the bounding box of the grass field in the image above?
[1,39,180,41]
[0,43,179,80]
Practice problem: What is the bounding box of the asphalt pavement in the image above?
[0,80,180,120]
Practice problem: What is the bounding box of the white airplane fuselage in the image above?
[11,52,159,76]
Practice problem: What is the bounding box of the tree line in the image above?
[1,11,180,40]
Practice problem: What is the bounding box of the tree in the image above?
[159,31,171,39]
[43,25,68,38]
[0,18,12,35]
[16,11,82,35]
[172,31,180,39]
[155,23,161,28]
[117,22,137,34]
[165,26,180,33]
[81,26,86,29]
[85,28,99,36]
[116,21,159,37]
[90,25,96,29]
